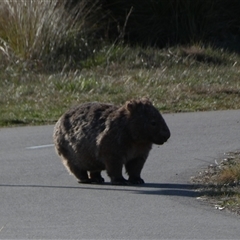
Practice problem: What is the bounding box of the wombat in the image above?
[53,98,170,185]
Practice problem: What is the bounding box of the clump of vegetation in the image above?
[1,44,240,127]
[217,159,240,185]
[192,151,240,215]
[1,0,240,73]
[0,0,101,72]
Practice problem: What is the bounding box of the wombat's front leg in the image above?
[125,157,147,184]
[104,157,128,185]
[110,176,128,185]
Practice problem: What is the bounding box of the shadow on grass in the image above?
[0,182,205,198]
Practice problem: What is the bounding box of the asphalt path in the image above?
[0,110,240,239]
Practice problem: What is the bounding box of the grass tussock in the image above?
[192,151,240,214]
[218,168,240,185]
[0,0,101,71]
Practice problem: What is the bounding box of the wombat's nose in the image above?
[162,129,171,141]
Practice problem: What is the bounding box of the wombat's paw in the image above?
[128,177,145,185]
[111,177,128,185]
[78,178,92,184]
[90,177,105,184]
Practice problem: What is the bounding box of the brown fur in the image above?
[53,98,170,185]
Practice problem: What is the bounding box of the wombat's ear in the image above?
[140,97,152,105]
[126,100,137,113]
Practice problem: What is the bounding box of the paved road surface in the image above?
[0,110,240,239]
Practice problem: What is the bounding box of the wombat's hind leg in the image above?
[89,171,105,183]
[77,170,92,184]
[63,159,91,183]
[125,158,146,184]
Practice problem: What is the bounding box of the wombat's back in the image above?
[53,102,118,162]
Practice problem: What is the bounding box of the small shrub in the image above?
[0,0,101,72]
[217,163,240,185]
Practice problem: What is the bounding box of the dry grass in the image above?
[192,151,240,214]
[0,0,100,71]
[217,164,240,185]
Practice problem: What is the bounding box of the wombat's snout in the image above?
[162,128,171,142]
[156,127,171,145]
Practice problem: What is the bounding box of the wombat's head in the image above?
[125,98,170,145]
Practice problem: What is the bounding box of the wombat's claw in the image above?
[111,177,128,185]
[128,178,145,185]
[111,181,129,186]
[90,177,105,184]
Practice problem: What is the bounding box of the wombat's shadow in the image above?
[0,182,203,198]
[134,183,203,197]
[99,182,203,198]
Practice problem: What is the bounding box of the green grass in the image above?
[1,44,240,127]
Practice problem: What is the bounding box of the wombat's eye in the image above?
[151,120,156,126]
